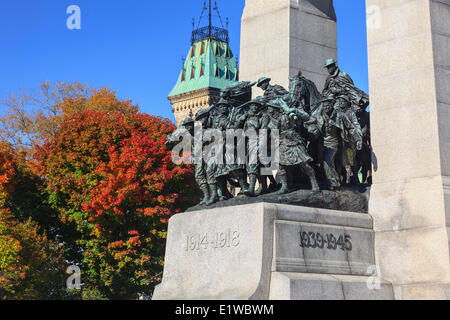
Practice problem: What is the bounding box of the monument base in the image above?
[270,273,393,300]
[153,203,394,300]
[186,187,370,214]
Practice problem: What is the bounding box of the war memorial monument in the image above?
[154,0,450,300]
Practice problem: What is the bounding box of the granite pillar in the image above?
[240,0,337,94]
[367,0,450,299]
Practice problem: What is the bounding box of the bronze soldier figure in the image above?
[335,96,363,185]
[207,98,234,201]
[321,96,362,189]
[354,105,372,185]
[168,61,372,207]
[259,103,281,194]
[316,95,363,189]
[322,58,369,117]
[238,98,267,197]
[225,100,249,196]
[257,77,289,102]
[266,98,320,194]
[314,97,342,190]
[194,107,220,205]
[208,98,248,200]
[166,115,215,206]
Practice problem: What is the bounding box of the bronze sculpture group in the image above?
[169,59,371,206]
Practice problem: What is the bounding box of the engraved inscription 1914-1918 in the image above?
[185,230,241,251]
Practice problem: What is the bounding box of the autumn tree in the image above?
[0,82,141,262]
[0,209,66,300]
[1,82,199,299]
[0,81,138,156]
[0,140,63,244]
[35,110,199,299]
[0,143,66,300]
[0,142,16,209]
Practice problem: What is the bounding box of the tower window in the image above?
[226,46,232,58]
[215,43,221,56]
[215,65,220,77]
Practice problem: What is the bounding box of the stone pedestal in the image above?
[367,0,450,299]
[153,203,394,300]
[269,273,393,300]
[240,0,337,95]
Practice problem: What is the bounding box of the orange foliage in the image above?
[0,143,65,299]
[0,208,66,300]
[0,81,138,156]
[35,110,199,299]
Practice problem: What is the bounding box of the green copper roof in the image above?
[169,38,238,97]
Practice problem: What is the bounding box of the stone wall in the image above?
[169,88,220,126]
[240,0,337,95]
[367,0,450,299]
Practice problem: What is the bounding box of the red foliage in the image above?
[35,110,199,298]
[0,142,17,206]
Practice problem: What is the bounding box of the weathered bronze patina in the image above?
[168,59,371,208]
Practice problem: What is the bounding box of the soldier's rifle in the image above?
[228,101,249,125]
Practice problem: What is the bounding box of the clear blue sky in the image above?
[0,0,368,123]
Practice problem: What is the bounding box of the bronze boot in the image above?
[268,175,280,192]
[302,163,320,193]
[277,174,289,195]
[198,184,210,205]
[237,176,249,194]
[219,177,233,200]
[310,177,320,193]
[244,175,257,197]
[254,175,268,196]
[205,184,219,205]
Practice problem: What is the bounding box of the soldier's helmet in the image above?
[194,110,207,121]
[241,96,265,109]
[257,77,271,87]
[182,117,194,127]
[324,58,338,68]
[216,97,230,106]
[320,95,335,103]
[194,105,214,121]
[266,99,283,110]
[336,95,351,103]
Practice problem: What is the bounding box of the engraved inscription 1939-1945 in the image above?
[299,230,352,251]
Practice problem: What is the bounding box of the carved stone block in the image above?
[153,203,392,300]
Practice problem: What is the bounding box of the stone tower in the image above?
[169,1,239,126]
[240,0,337,94]
[367,0,450,299]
